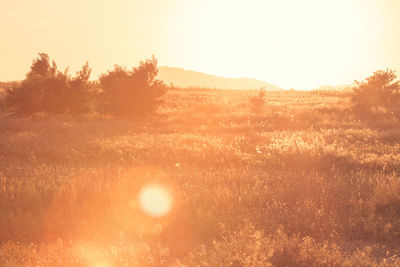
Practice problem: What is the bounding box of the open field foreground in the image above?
[1,88,400,266]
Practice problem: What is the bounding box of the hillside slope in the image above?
[157,66,282,90]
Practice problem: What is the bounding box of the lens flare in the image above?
[92,261,112,267]
[138,185,172,217]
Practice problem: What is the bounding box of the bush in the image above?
[249,87,266,114]
[99,56,166,118]
[351,69,400,117]
[4,53,92,116]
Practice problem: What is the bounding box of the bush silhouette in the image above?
[351,69,400,117]
[4,53,92,116]
[249,87,266,114]
[99,56,166,118]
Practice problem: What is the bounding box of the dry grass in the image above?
[0,88,400,266]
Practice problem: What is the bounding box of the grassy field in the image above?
[1,88,400,266]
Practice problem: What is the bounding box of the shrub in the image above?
[4,53,92,116]
[351,69,400,117]
[99,56,166,118]
[249,87,266,114]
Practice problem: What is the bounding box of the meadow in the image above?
[1,88,400,266]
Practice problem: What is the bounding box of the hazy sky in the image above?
[1,0,399,89]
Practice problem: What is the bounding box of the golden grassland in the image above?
[1,88,400,266]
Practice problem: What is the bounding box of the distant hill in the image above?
[157,67,282,90]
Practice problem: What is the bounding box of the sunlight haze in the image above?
[1,0,399,89]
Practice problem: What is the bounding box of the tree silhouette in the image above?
[249,87,266,114]
[352,69,400,117]
[4,53,92,115]
[99,56,166,117]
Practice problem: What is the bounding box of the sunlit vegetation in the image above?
[3,53,166,118]
[352,69,400,119]
[99,56,166,118]
[249,87,267,116]
[1,70,400,265]
[4,53,93,116]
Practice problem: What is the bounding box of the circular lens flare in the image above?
[92,261,112,267]
[138,185,172,217]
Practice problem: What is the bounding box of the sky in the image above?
[1,0,399,89]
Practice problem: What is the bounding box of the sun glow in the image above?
[0,0,399,89]
[92,261,112,267]
[176,0,378,89]
[138,185,172,217]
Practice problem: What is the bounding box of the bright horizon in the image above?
[1,0,400,89]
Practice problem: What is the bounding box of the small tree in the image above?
[99,56,166,117]
[249,87,267,114]
[351,69,400,116]
[4,53,92,115]
[64,62,93,114]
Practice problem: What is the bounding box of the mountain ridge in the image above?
[157,66,283,90]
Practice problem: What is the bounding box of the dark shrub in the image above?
[351,69,400,118]
[249,87,266,114]
[4,53,92,116]
[99,56,166,118]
